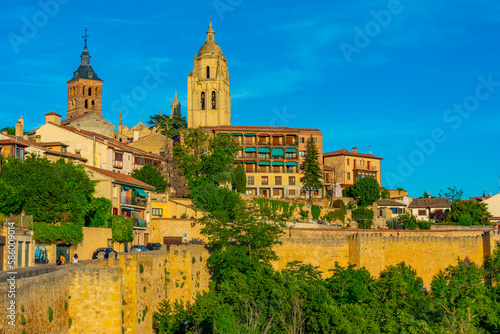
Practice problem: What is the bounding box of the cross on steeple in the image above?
[82,26,89,48]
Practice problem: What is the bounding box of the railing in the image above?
[113,160,123,168]
[245,170,299,174]
[122,197,147,206]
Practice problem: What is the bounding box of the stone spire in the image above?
[206,21,215,43]
[171,90,181,117]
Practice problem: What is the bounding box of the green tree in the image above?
[174,128,238,189]
[110,215,133,245]
[381,188,390,199]
[130,164,167,193]
[300,136,323,199]
[351,207,374,229]
[191,182,243,222]
[85,197,112,227]
[438,186,464,202]
[200,201,284,285]
[448,199,491,225]
[0,156,94,224]
[1,126,15,135]
[350,177,381,207]
[233,163,246,194]
[431,258,494,333]
[148,114,187,140]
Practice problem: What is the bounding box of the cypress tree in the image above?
[234,164,247,194]
[301,135,323,199]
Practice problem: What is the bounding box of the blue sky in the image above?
[2,0,500,198]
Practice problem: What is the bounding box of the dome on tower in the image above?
[198,21,223,56]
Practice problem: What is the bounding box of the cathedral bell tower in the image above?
[187,22,230,128]
[66,27,103,120]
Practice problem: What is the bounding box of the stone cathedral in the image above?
[187,22,231,128]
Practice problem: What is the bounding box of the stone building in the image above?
[188,22,231,128]
[323,147,383,191]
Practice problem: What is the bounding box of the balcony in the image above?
[122,197,147,207]
[133,219,146,228]
[113,160,123,168]
[353,165,378,171]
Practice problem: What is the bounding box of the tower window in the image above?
[85,99,88,109]
[88,87,92,96]
[95,87,98,95]
[91,100,95,109]
[201,92,205,110]
[83,86,86,95]
[206,66,210,78]
[211,91,216,109]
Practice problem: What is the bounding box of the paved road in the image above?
[0,264,59,283]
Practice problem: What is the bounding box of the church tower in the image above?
[66,27,103,120]
[187,22,230,128]
[171,90,181,117]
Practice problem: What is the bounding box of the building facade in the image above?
[323,147,383,191]
[85,166,155,245]
[205,126,323,198]
[188,22,231,128]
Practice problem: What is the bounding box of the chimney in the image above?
[76,123,81,131]
[15,120,23,137]
[133,130,140,141]
[352,146,357,153]
[23,135,29,141]
[45,112,61,126]
[35,135,41,143]
[103,137,109,146]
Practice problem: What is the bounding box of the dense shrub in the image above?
[351,208,374,229]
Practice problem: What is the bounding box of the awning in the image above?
[122,186,131,190]
[246,161,256,164]
[272,161,284,166]
[231,133,242,136]
[132,211,145,227]
[121,206,134,211]
[244,133,256,136]
[245,147,256,152]
[218,133,227,135]
[258,161,270,166]
[272,148,284,156]
[286,162,298,166]
[258,148,271,153]
[134,187,149,198]
[233,161,243,164]
[285,148,297,153]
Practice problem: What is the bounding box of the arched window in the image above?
[95,87,98,95]
[85,99,88,109]
[88,87,92,96]
[91,100,95,109]
[201,92,205,110]
[206,66,210,78]
[211,91,216,109]
[83,86,86,95]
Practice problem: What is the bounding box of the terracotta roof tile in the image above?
[408,198,450,209]
[204,125,322,133]
[85,165,155,190]
[323,148,383,160]
[377,199,407,207]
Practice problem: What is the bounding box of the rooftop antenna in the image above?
[56,105,60,114]
[368,145,371,154]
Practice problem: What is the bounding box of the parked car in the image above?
[92,248,118,259]
[130,245,148,252]
[146,243,162,251]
